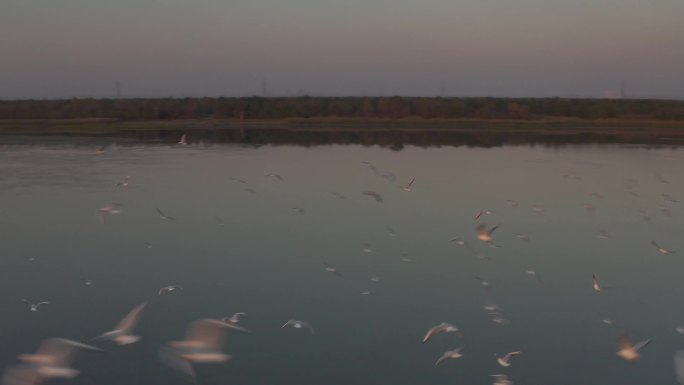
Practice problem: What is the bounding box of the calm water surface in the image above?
[0,137,683,385]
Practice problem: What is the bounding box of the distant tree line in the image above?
[1,97,683,120]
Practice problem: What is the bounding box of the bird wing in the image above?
[633,338,652,352]
[302,322,315,334]
[36,338,102,367]
[422,325,444,343]
[184,319,230,350]
[115,302,147,332]
[281,320,295,328]
[617,333,633,351]
[434,353,449,367]
[407,177,415,187]
[159,347,196,380]
[503,351,521,361]
[156,208,166,218]
[489,224,500,234]
[36,302,50,308]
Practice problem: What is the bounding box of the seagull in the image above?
[592,274,601,293]
[323,262,343,277]
[496,351,521,367]
[434,347,464,367]
[422,323,463,343]
[82,279,93,286]
[362,191,383,202]
[476,224,500,242]
[531,204,545,215]
[245,188,258,195]
[159,318,250,379]
[599,313,618,327]
[386,226,398,237]
[491,315,511,325]
[266,173,284,181]
[144,241,153,249]
[402,177,415,192]
[156,208,177,221]
[370,276,382,283]
[158,285,182,296]
[654,171,669,184]
[221,312,247,325]
[475,276,491,287]
[651,240,675,254]
[361,291,371,295]
[524,268,543,283]
[115,176,130,189]
[281,320,315,334]
[292,207,306,215]
[229,177,248,184]
[1,338,103,385]
[178,134,188,145]
[361,161,378,174]
[677,327,684,335]
[381,171,397,182]
[505,200,519,208]
[598,230,610,239]
[91,302,146,345]
[616,332,652,361]
[663,194,680,203]
[514,233,531,242]
[98,202,123,223]
[583,203,596,217]
[21,299,50,312]
[330,191,347,200]
[475,209,495,220]
[362,243,373,253]
[491,374,514,385]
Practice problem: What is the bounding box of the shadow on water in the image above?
[2,127,684,149]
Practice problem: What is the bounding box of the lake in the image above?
[0,134,682,385]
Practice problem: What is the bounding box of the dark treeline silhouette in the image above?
[1,97,684,120]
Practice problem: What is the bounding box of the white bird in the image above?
[598,230,610,239]
[1,338,103,385]
[514,233,530,242]
[91,302,146,345]
[524,268,543,283]
[651,240,675,254]
[178,134,188,145]
[323,262,343,277]
[160,318,250,379]
[592,274,601,293]
[98,202,123,223]
[402,177,415,192]
[281,320,315,334]
[362,191,383,202]
[496,351,521,367]
[434,347,464,366]
[158,285,182,296]
[221,312,247,325]
[616,333,651,361]
[21,299,50,312]
[422,323,463,343]
[475,209,495,220]
[476,224,500,242]
[266,173,284,181]
[531,204,545,215]
[156,208,176,221]
[115,176,130,189]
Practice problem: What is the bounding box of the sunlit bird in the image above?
[221,313,247,325]
[491,374,514,385]
[592,274,601,293]
[115,176,130,189]
[434,347,464,367]
[1,338,103,385]
[422,323,463,343]
[21,299,50,312]
[402,177,415,192]
[323,262,343,277]
[496,351,521,367]
[91,302,146,345]
[475,209,495,220]
[616,332,652,361]
[281,320,315,334]
[476,224,500,242]
[266,173,284,181]
[178,134,188,145]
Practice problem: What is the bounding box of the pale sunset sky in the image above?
[1,0,682,99]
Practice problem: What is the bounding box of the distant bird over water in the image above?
[592,274,601,293]
[402,177,415,192]
[434,347,464,366]
[178,134,188,145]
[362,191,383,202]
[422,323,463,343]
[651,240,675,254]
[21,299,50,312]
[159,285,182,296]
[156,208,177,221]
[282,320,315,334]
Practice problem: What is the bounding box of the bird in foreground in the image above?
[281,320,315,334]
[21,299,50,312]
[323,262,343,277]
[159,285,182,296]
[475,209,495,220]
[592,274,601,293]
[616,333,652,361]
[496,351,521,367]
[476,224,500,242]
[434,347,464,367]
[651,240,676,254]
[159,318,250,379]
[491,374,514,385]
[402,177,415,192]
[1,338,103,385]
[156,208,177,221]
[362,191,383,202]
[178,134,188,145]
[91,302,146,345]
[422,323,463,343]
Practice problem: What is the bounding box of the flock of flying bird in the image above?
[2,134,684,385]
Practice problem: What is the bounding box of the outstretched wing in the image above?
[36,338,102,367]
[116,302,147,332]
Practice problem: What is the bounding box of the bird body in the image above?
[422,323,463,343]
[616,333,651,361]
[497,351,521,367]
[434,347,464,366]
[92,302,146,345]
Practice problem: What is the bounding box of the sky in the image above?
[1,0,683,100]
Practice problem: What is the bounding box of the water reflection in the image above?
[0,140,682,385]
